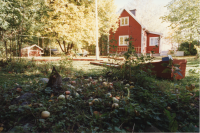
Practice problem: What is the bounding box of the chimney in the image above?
[130,9,136,16]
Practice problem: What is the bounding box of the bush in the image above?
[178,41,198,55]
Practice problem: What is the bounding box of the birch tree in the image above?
[161,0,200,47]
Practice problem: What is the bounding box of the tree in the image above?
[161,0,200,51]
[0,0,46,60]
[43,0,119,55]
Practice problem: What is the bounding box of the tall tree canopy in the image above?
[42,0,119,54]
[161,0,200,43]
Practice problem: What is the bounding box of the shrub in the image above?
[178,41,198,55]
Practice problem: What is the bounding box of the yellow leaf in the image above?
[49,100,53,102]
[51,93,54,98]
[28,104,32,107]
[0,127,3,132]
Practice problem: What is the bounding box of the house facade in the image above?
[109,8,163,55]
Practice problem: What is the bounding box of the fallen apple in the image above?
[167,106,171,110]
[103,82,108,87]
[16,88,22,92]
[65,91,70,95]
[71,81,76,84]
[93,111,101,117]
[92,98,99,103]
[115,96,120,100]
[103,79,106,82]
[125,84,130,87]
[112,103,119,108]
[109,82,113,86]
[109,85,114,89]
[66,95,72,100]
[113,97,119,103]
[58,95,65,100]
[41,111,50,118]
[106,93,112,98]
[75,92,79,97]
[89,102,93,106]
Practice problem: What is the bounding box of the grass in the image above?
[0,56,199,132]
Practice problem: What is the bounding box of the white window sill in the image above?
[149,45,159,46]
[119,44,128,46]
[120,25,129,26]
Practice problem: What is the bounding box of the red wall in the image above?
[146,33,160,54]
[109,10,142,53]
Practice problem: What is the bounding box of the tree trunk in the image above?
[20,35,22,58]
[10,39,12,61]
[189,35,192,53]
[57,39,65,52]
[63,41,66,53]
[17,34,20,57]
[66,43,70,54]
[4,40,8,62]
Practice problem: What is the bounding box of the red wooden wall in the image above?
[146,33,160,54]
[109,9,142,53]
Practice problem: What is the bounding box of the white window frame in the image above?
[149,37,159,46]
[120,17,129,26]
[119,35,129,46]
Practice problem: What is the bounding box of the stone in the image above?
[46,66,62,88]
[11,93,36,105]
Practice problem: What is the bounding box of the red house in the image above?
[109,8,163,55]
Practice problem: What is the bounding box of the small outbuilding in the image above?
[21,44,44,57]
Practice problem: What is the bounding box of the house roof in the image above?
[118,8,146,29]
[22,44,43,50]
[118,8,163,36]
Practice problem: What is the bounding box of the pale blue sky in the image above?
[115,0,172,10]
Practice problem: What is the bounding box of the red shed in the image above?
[21,44,44,57]
[109,8,163,55]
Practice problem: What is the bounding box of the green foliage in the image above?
[161,0,200,43]
[178,41,198,55]
[164,109,178,132]
[0,57,199,132]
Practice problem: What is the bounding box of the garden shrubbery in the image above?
[178,40,198,55]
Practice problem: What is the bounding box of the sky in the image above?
[114,0,172,11]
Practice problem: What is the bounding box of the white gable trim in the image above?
[22,44,43,50]
[141,28,143,54]
[118,8,145,29]
[146,31,163,36]
[30,44,43,50]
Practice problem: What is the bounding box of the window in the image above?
[120,17,129,26]
[119,35,129,46]
[150,37,159,46]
